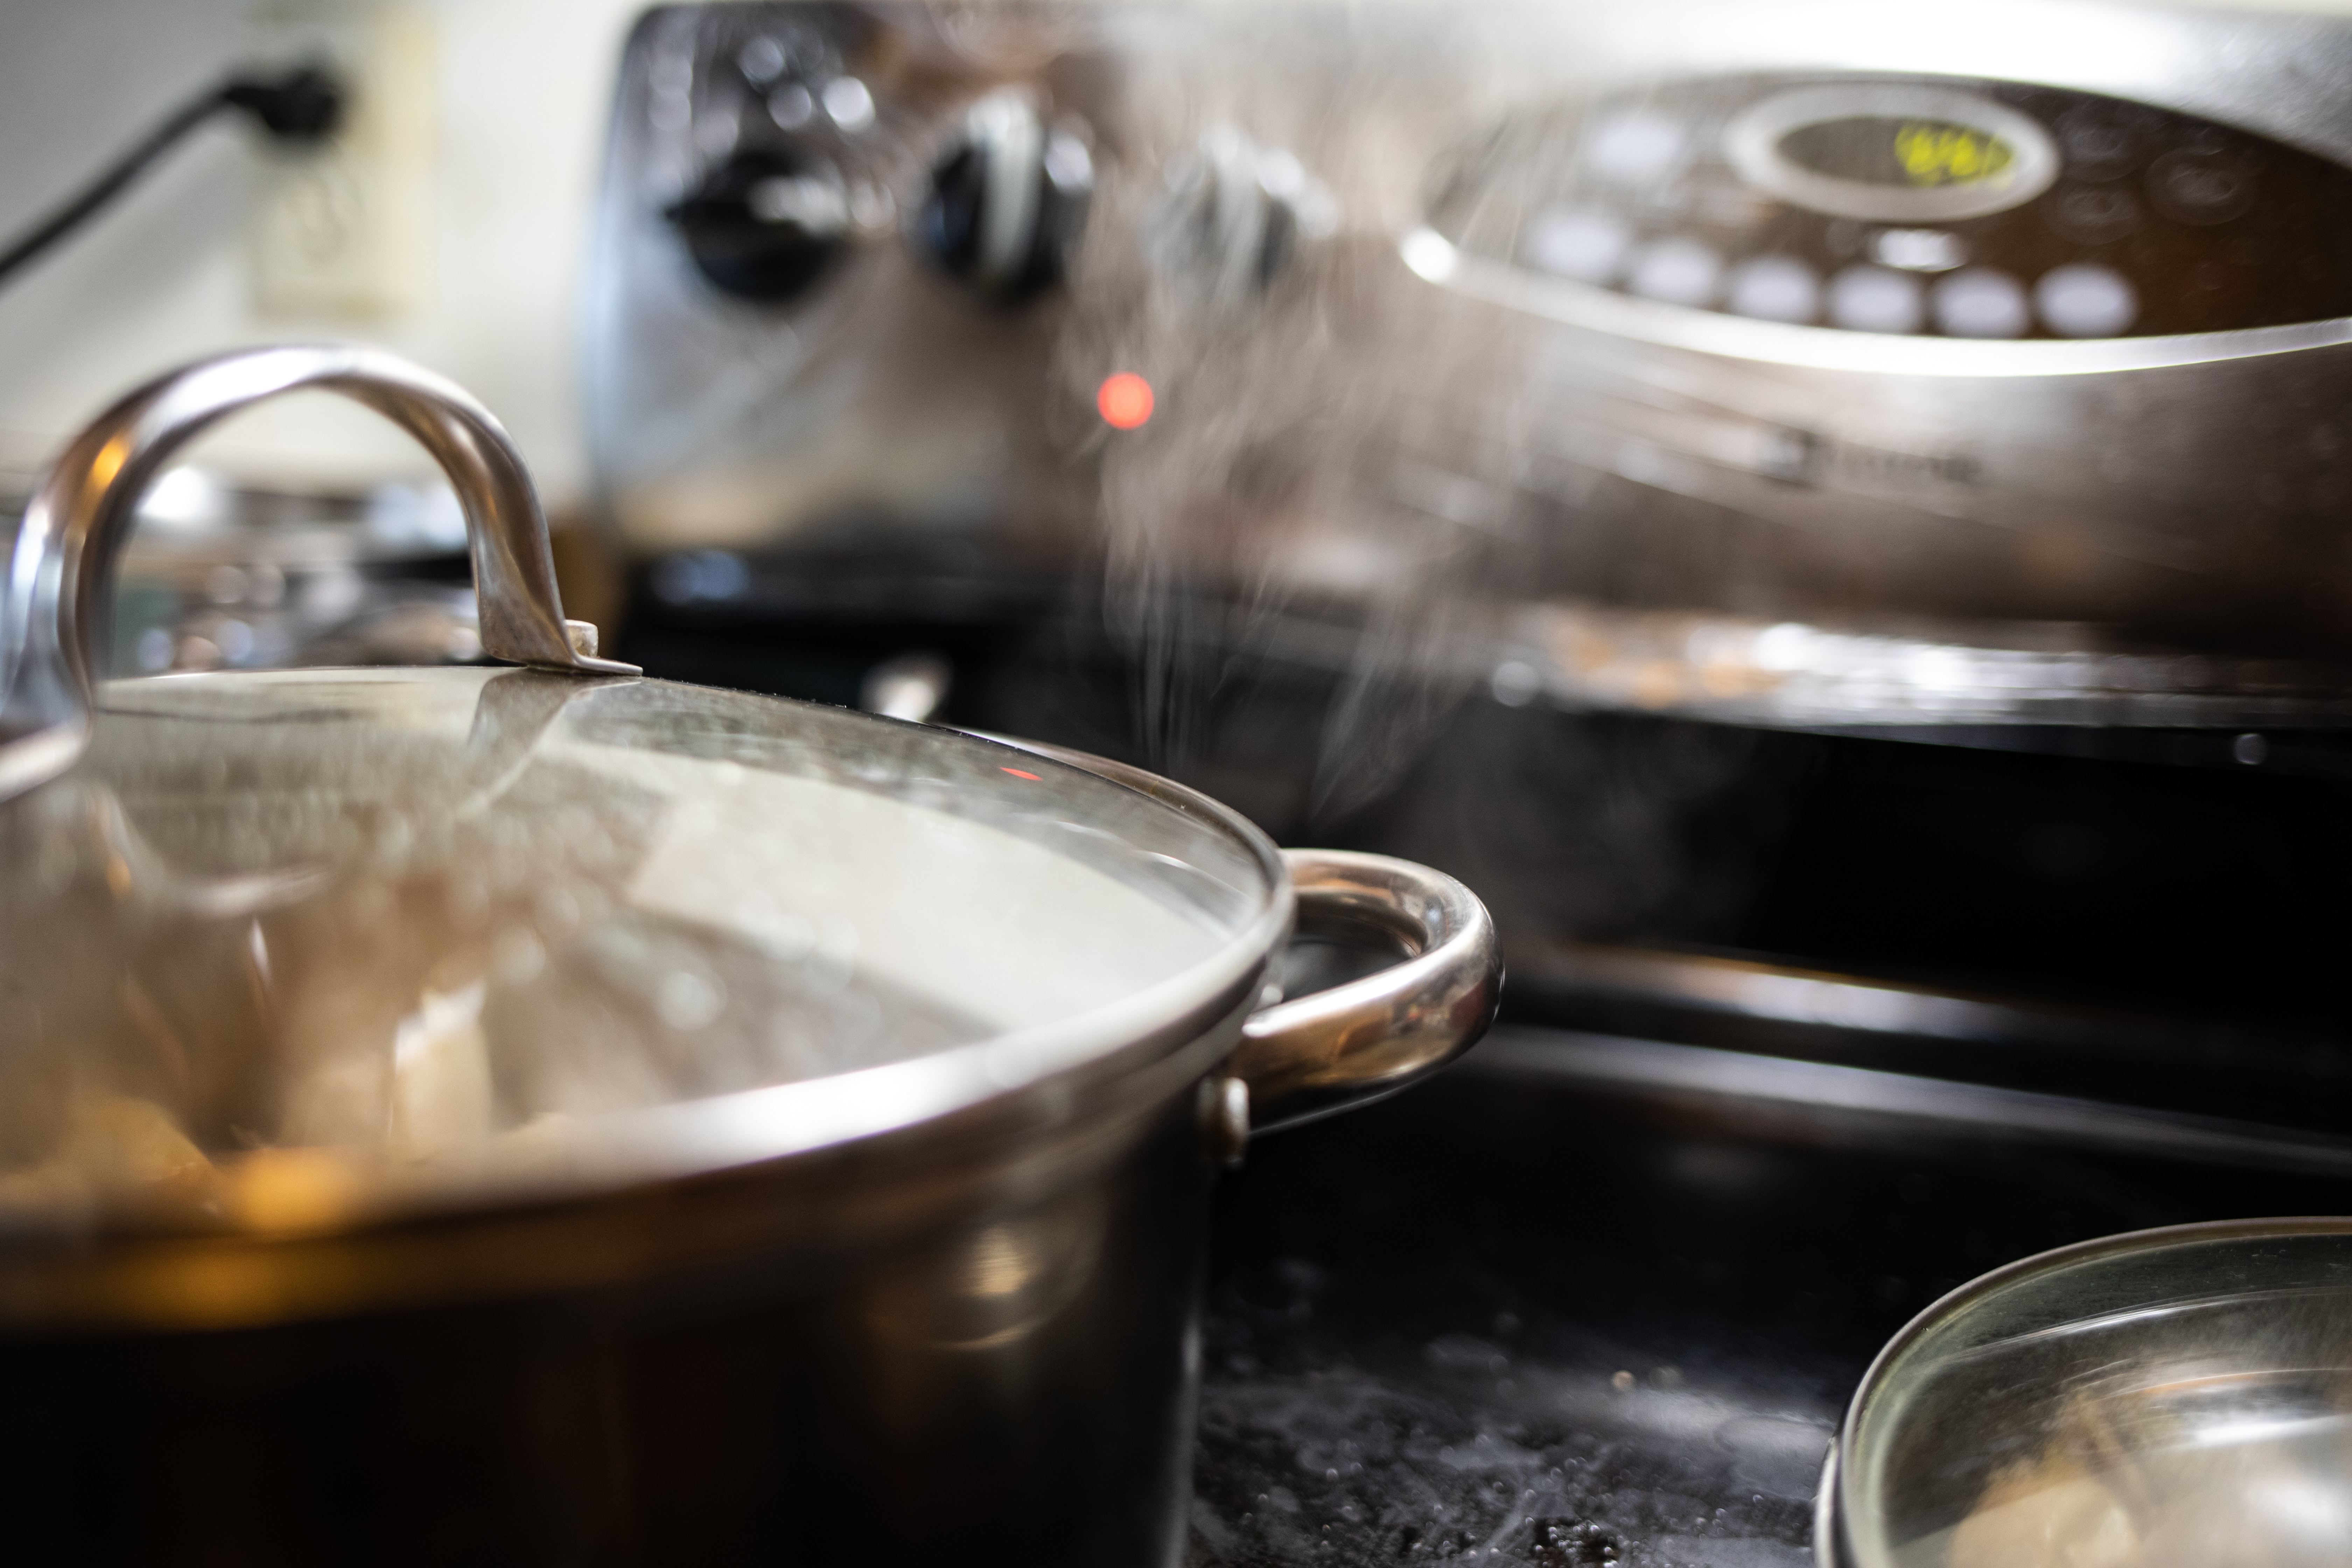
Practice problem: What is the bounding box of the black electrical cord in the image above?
[0,65,344,291]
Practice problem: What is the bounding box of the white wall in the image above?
[0,0,650,505]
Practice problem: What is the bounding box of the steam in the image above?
[1046,5,1541,822]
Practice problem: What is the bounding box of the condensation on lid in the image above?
[0,668,1281,1231]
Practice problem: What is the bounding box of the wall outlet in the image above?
[251,5,435,318]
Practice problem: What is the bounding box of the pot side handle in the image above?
[0,343,636,802]
[1225,848,1502,1142]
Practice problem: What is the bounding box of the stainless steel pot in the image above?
[0,346,1499,1567]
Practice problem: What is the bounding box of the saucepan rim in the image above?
[1818,1213,2352,1567]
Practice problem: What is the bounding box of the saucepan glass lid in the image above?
[0,666,1279,1230]
[1836,1219,2352,1568]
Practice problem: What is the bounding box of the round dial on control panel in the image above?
[1429,74,2352,340]
[648,5,891,309]
[916,89,1094,306]
[666,148,850,303]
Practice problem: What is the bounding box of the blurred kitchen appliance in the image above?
[583,1,1492,622]
[581,0,2352,1144]
[584,2,1095,576]
[588,0,2352,651]
[1408,3,2352,656]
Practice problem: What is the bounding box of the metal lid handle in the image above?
[0,344,635,800]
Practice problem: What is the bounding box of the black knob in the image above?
[665,148,849,304]
[1147,129,1335,308]
[916,89,1092,305]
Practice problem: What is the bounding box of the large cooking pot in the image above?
[0,346,1499,1567]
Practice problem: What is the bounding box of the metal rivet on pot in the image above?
[1199,1074,1250,1168]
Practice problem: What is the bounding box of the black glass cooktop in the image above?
[1187,1041,2352,1566]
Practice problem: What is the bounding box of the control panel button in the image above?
[1870,228,1967,272]
[1727,255,1819,322]
[2046,184,2139,245]
[1828,264,1923,333]
[1439,71,2352,338]
[1628,238,1722,306]
[2035,264,2137,337]
[2055,106,2142,180]
[1933,268,2029,338]
[1585,109,1689,188]
[2146,149,2258,225]
[1523,207,1631,284]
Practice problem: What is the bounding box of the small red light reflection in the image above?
[1096,372,1154,430]
[1001,767,1042,780]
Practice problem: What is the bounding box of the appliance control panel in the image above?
[1430,74,2352,338]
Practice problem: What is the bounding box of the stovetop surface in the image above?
[1186,1049,2352,1566]
[612,607,2352,1561]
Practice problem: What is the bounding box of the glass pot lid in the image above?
[1833,1218,2352,1568]
[0,348,1285,1239]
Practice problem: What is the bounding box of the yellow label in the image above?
[1892,122,2015,187]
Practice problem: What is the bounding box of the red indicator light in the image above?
[1001,766,1042,780]
[1096,372,1154,430]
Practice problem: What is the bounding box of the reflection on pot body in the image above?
[867,1188,1112,1354]
[0,1085,1220,1567]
